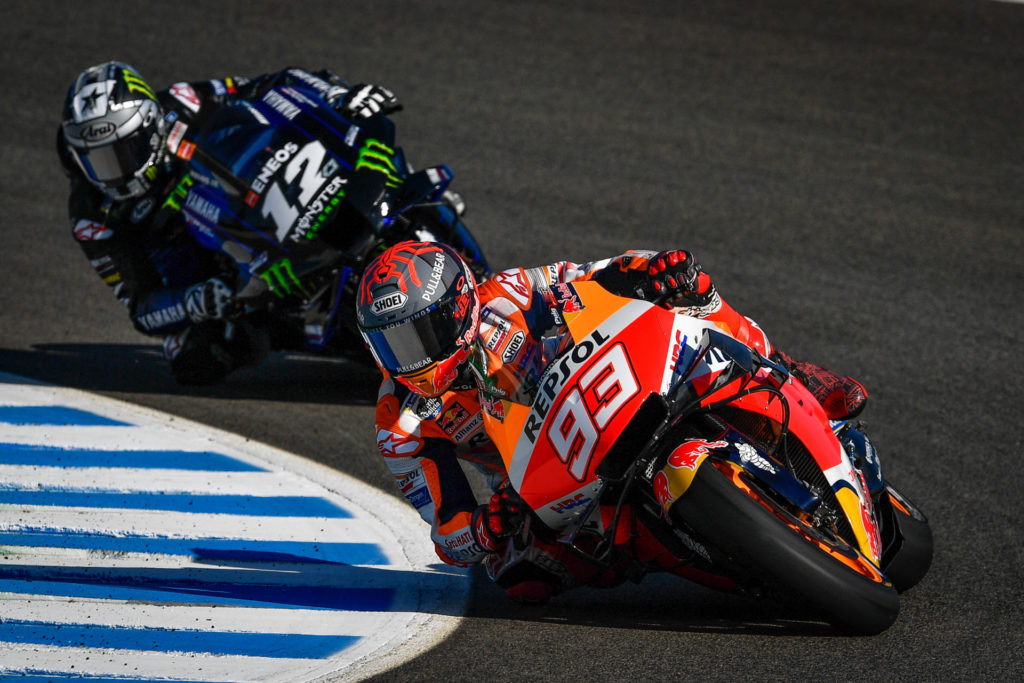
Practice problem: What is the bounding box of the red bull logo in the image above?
[553,282,584,314]
[654,439,730,516]
[668,439,729,471]
[653,470,673,512]
[440,401,470,436]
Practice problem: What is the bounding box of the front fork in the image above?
[656,428,887,566]
[833,421,885,495]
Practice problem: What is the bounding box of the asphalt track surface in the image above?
[3,1,1022,680]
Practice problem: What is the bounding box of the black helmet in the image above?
[357,241,480,396]
[61,61,165,199]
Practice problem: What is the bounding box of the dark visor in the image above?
[78,131,155,184]
[364,296,467,375]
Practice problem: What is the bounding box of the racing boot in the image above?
[773,350,868,420]
[485,532,633,604]
[163,320,270,385]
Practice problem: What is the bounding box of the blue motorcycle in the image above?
[178,83,490,360]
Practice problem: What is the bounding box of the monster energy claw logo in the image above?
[122,69,156,100]
[259,258,310,298]
[355,139,401,187]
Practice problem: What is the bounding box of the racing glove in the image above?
[471,483,529,553]
[646,250,715,306]
[337,83,402,119]
[184,277,235,323]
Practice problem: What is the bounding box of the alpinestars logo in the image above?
[74,219,112,241]
[376,429,421,457]
[495,269,531,308]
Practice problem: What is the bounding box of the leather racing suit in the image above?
[57,67,381,382]
[372,250,774,572]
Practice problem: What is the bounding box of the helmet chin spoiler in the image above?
[397,361,445,396]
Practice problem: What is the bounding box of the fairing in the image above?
[481,281,883,565]
[179,86,452,306]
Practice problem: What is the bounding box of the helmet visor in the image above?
[363,296,469,376]
[76,131,156,185]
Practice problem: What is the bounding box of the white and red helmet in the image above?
[357,241,480,396]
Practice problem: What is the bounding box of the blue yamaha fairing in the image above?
[177,84,489,354]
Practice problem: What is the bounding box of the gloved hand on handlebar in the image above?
[646,250,715,307]
[471,482,529,553]
[184,277,236,323]
[337,83,402,119]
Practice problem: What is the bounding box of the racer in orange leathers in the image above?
[360,243,867,600]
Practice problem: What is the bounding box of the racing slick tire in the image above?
[878,483,933,593]
[671,461,900,635]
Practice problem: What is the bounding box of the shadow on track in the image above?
[463,569,839,638]
[0,343,380,406]
[0,561,469,616]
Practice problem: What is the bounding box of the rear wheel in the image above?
[672,461,900,635]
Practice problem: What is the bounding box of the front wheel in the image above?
[671,461,900,635]
[878,483,933,593]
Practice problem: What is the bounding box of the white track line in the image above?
[0,371,468,682]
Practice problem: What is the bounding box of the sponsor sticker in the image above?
[73,219,112,241]
[183,192,220,225]
[169,82,201,113]
[553,282,584,314]
[81,121,115,142]
[667,439,729,471]
[439,402,471,437]
[372,291,407,315]
[396,469,426,494]
[130,197,155,223]
[376,429,422,457]
[263,89,301,120]
[165,121,187,154]
[501,331,525,364]
[484,318,512,352]
[451,414,484,443]
[407,487,432,509]
[175,140,196,160]
[495,269,531,308]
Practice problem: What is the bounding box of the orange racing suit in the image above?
[372,250,773,567]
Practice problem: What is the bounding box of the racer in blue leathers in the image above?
[58,61,402,384]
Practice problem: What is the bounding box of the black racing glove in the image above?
[184,277,236,323]
[471,483,529,553]
[646,250,714,306]
[338,83,402,119]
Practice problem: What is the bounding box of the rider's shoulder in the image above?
[158,79,233,120]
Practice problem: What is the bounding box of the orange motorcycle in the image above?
[483,281,932,634]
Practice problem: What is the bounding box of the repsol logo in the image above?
[523,328,610,443]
